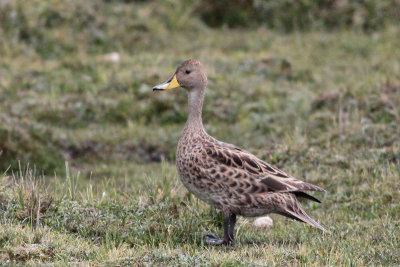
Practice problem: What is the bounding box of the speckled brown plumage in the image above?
[153,59,327,245]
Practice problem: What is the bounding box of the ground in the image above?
[0,1,399,265]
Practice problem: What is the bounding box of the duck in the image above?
[153,59,327,245]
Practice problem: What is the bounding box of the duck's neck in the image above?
[184,88,205,134]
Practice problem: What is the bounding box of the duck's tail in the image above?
[275,193,328,233]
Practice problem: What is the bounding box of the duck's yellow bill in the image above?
[152,74,180,91]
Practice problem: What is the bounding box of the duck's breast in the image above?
[176,134,224,207]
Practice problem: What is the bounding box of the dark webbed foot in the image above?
[204,233,230,246]
[204,213,237,246]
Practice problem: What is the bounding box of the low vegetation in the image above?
[0,0,399,265]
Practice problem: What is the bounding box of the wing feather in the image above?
[204,139,325,193]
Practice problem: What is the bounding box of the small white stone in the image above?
[253,216,273,228]
[138,84,150,95]
[103,52,120,62]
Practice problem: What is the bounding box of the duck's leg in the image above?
[227,214,236,242]
[205,213,236,245]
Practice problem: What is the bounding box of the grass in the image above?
[1,0,400,265]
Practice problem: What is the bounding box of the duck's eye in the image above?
[185,70,191,74]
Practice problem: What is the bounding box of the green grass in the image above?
[1,0,400,265]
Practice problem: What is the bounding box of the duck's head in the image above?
[153,59,207,92]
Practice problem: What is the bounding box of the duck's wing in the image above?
[203,140,325,194]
